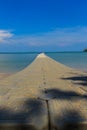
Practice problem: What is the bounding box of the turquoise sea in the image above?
[0,52,87,73]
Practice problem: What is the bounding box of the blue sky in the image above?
[0,0,87,52]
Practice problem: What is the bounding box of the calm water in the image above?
[0,52,87,73]
[46,52,87,71]
[0,53,37,73]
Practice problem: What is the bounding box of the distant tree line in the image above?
[83,48,87,52]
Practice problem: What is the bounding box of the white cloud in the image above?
[0,30,13,43]
[1,26,87,47]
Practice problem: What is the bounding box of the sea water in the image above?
[0,52,87,73]
[46,52,87,71]
[0,53,37,73]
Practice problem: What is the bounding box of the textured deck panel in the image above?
[0,53,87,130]
[0,98,48,130]
[49,99,87,130]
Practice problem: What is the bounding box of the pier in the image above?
[0,53,87,130]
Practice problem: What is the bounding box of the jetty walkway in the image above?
[0,53,87,130]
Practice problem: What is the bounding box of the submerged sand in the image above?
[0,53,87,130]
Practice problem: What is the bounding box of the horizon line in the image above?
[0,51,84,54]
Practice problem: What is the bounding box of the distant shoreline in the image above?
[0,51,85,54]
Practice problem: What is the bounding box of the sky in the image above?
[0,0,87,52]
